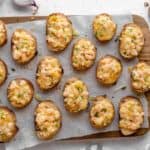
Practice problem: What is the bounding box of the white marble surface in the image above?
[0,0,149,21]
[0,0,150,150]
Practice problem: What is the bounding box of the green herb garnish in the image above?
[0,111,5,119]
[89,96,95,101]
[73,28,79,37]
[34,93,43,102]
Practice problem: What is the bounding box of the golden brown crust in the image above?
[11,29,37,64]
[0,20,7,47]
[63,77,89,113]
[131,62,150,93]
[0,106,18,143]
[89,95,115,129]
[119,96,144,136]
[92,13,117,42]
[96,55,122,86]
[46,13,73,52]
[36,56,63,91]
[7,78,34,109]
[119,23,144,59]
[0,58,7,86]
[71,38,97,71]
[34,100,62,140]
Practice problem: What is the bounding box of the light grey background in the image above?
[0,0,150,150]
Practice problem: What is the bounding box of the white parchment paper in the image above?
[0,15,148,150]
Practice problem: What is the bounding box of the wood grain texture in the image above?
[0,16,46,24]
[0,15,149,140]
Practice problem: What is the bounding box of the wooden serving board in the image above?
[0,14,149,140]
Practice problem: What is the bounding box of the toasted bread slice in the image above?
[0,59,7,86]
[36,56,63,90]
[34,100,62,140]
[7,78,34,108]
[131,62,150,93]
[46,13,73,52]
[63,77,89,113]
[93,13,116,42]
[0,106,18,142]
[71,38,96,71]
[89,95,115,129]
[119,96,144,136]
[11,29,37,64]
[96,55,122,86]
[0,20,7,47]
[119,23,144,59]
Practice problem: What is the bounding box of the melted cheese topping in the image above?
[0,60,7,85]
[35,101,61,140]
[0,21,6,46]
[36,56,63,90]
[119,23,144,59]
[131,62,150,93]
[7,79,33,108]
[12,29,36,63]
[72,38,96,70]
[97,56,122,85]
[0,107,17,142]
[46,13,73,52]
[119,97,144,132]
[63,78,89,113]
[90,96,114,128]
[93,14,116,41]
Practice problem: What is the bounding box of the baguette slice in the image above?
[96,55,122,86]
[36,56,63,90]
[34,100,62,140]
[0,59,7,86]
[11,29,37,64]
[93,13,116,42]
[0,20,7,47]
[119,96,144,136]
[131,62,150,93]
[119,23,144,59]
[71,38,96,71]
[63,77,89,113]
[7,78,34,109]
[46,13,73,52]
[89,95,115,129]
[0,106,18,143]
